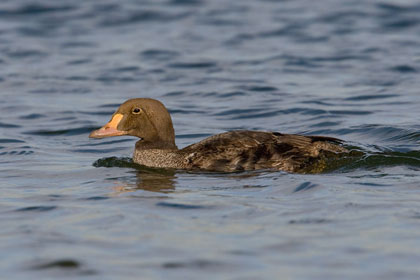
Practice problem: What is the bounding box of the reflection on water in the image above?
[94,157,177,193]
[114,169,177,194]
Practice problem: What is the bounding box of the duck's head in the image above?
[89,98,176,149]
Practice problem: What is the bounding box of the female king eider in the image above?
[89,98,348,173]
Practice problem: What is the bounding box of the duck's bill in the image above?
[89,113,127,138]
[89,127,127,138]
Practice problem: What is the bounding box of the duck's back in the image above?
[180,130,348,173]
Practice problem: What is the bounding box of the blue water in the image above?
[1,0,420,279]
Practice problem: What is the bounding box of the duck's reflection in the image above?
[113,166,176,194]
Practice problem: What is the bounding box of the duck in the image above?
[89,98,349,173]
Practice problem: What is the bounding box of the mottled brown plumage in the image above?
[90,98,349,173]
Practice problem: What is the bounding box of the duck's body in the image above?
[90,98,348,173]
[133,130,347,173]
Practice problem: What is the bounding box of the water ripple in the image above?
[289,218,332,224]
[6,49,47,59]
[99,10,190,26]
[168,62,217,69]
[16,206,57,212]
[32,259,80,269]
[156,202,210,209]
[162,259,226,270]
[0,4,75,16]
[84,196,109,201]
[140,49,180,61]
[293,182,319,192]
[0,139,25,144]
[389,65,417,73]
[30,259,96,275]
[24,126,97,136]
[19,113,46,120]
[0,122,21,128]
[345,94,399,101]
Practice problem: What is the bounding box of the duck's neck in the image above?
[133,140,183,169]
[135,140,178,150]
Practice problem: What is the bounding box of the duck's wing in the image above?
[276,133,347,154]
[180,130,347,172]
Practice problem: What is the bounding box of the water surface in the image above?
[1,0,420,279]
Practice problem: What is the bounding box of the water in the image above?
[1,0,420,278]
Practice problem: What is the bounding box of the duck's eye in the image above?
[132,108,141,114]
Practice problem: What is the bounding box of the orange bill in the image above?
[89,113,127,138]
